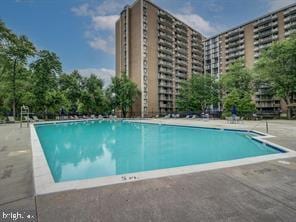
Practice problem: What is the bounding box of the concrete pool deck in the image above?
[1,119,296,221]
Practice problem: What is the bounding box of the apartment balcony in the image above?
[159,18,173,28]
[159,102,173,108]
[159,95,173,101]
[175,47,187,56]
[176,59,188,68]
[192,53,203,62]
[175,34,187,43]
[159,32,173,42]
[159,88,173,94]
[284,5,296,15]
[175,71,187,78]
[254,35,277,46]
[158,11,173,22]
[226,51,244,60]
[175,27,187,36]
[254,28,277,39]
[285,21,296,30]
[159,60,173,68]
[226,28,243,38]
[227,45,244,54]
[255,15,276,26]
[158,46,173,56]
[159,67,173,74]
[159,81,173,88]
[158,25,173,35]
[158,53,173,62]
[284,14,296,23]
[175,66,187,72]
[285,29,296,37]
[175,40,187,48]
[226,34,244,43]
[254,42,272,52]
[158,74,173,81]
[254,22,278,33]
[256,103,281,108]
[192,44,203,52]
[192,60,203,67]
[175,53,187,61]
[175,22,187,31]
[159,39,173,48]
[226,40,244,49]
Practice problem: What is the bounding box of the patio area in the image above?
[0,119,296,221]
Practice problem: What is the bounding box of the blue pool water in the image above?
[35,120,282,182]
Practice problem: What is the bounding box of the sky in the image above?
[1,0,296,86]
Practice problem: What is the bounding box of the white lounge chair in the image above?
[7,116,15,123]
[24,116,33,122]
[33,116,43,122]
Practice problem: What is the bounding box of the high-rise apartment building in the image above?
[115,0,204,117]
[204,3,296,117]
[116,0,296,117]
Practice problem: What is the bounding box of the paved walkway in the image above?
[0,120,296,221]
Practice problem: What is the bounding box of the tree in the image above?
[108,73,140,118]
[78,74,107,114]
[254,34,296,118]
[30,50,62,117]
[222,90,256,118]
[221,59,253,94]
[59,70,83,112]
[220,60,256,117]
[0,21,36,117]
[177,74,219,113]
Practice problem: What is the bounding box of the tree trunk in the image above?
[122,107,126,118]
[12,58,17,118]
[285,96,291,119]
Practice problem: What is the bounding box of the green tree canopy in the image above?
[254,34,296,118]
[78,74,107,114]
[109,73,140,117]
[0,20,36,117]
[30,50,62,116]
[177,74,219,113]
[220,60,256,117]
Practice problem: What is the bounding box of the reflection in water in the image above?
[35,121,281,182]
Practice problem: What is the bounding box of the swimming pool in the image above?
[34,120,284,183]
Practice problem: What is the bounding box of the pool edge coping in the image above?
[31,119,296,196]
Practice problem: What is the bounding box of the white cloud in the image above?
[88,36,115,54]
[71,0,125,54]
[267,0,296,11]
[92,15,119,31]
[70,68,115,87]
[71,3,92,16]
[175,14,218,36]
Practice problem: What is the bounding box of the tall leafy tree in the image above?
[221,60,256,117]
[0,20,36,117]
[109,73,140,118]
[30,50,62,117]
[177,74,219,112]
[59,70,83,112]
[254,34,296,118]
[78,74,107,114]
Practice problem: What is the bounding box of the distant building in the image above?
[115,0,204,117]
[116,0,296,117]
[204,3,296,117]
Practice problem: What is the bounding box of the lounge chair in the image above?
[90,115,96,119]
[185,115,191,118]
[175,114,180,118]
[98,115,103,119]
[164,114,170,118]
[33,116,43,122]
[191,115,196,118]
[24,116,33,122]
[7,116,15,123]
